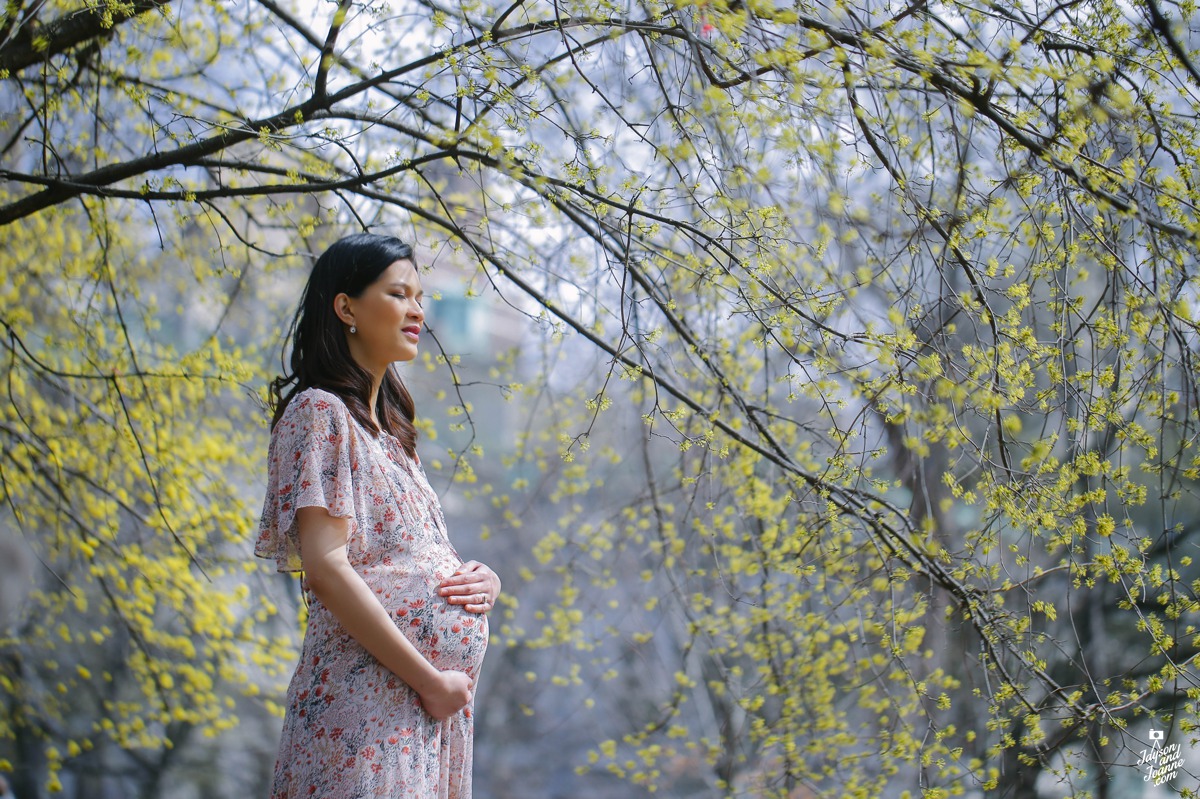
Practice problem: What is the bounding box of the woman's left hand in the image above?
[439,560,501,614]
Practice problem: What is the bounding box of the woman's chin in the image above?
[393,346,419,363]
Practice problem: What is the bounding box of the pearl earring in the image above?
[350,325,357,334]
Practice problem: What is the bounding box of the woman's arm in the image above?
[297,506,473,720]
[439,560,502,613]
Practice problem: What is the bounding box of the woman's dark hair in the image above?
[269,233,419,459]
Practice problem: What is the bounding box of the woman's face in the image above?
[336,258,425,373]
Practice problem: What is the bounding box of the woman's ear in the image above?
[333,292,355,327]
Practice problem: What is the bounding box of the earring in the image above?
[350,325,357,334]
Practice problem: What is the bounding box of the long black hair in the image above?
[269,233,419,459]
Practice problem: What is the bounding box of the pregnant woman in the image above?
[255,233,500,798]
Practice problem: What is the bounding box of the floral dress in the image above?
[255,387,488,799]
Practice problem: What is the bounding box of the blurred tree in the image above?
[4,0,1200,797]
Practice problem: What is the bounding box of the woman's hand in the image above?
[418,669,475,721]
[438,560,501,614]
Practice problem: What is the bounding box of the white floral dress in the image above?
[255,387,488,798]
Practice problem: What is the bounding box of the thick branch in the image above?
[0,0,172,74]
[0,14,657,227]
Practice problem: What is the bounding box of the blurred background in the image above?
[4,1,1200,797]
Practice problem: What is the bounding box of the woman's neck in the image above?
[368,378,382,429]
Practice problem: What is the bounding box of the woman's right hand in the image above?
[418,669,474,720]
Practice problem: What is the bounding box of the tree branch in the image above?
[0,0,172,74]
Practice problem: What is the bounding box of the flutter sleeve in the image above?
[254,388,357,573]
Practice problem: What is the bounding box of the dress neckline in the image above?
[364,423,424,469]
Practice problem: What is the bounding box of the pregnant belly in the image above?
[392,592,489,677]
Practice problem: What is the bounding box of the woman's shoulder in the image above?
[277,387,351,429]
[293,386,348,409]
